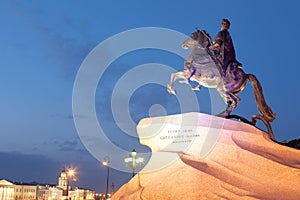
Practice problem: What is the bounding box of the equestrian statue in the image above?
[167,24,276,139]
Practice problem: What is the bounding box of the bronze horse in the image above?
[167,29,276,139]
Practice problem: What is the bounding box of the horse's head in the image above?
[182,29,212,50]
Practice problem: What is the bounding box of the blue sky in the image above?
[1,0,300,193]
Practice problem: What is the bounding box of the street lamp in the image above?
[102,156,110,200]
[124,149,144,177]
[68,169,75,177]
[66,167,77,200]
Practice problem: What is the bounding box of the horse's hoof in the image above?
[168,89,176,95]
[167,85,176,95]
[217,111,229,118]
[217,113,226,118]
[179,80,189,84]
[192,85,201,91]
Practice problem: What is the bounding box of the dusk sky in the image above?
[1,0,300,193]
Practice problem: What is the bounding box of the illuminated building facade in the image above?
[0,180,14,200]
[14,184,37,200]
[1,169,95,200]
[36,169,95,200]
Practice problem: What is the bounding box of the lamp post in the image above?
[124,149,144,177]
[66,168,77,200]
[102,157,110,200]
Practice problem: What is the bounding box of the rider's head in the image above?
[221,18,231,30]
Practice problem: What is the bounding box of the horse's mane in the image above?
[200,30,211,40]
[192,28,212,45]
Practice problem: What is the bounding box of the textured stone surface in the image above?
[112,113,300,200]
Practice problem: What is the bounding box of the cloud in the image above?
[0,151,130,193]
[0,151,60,184]
[7,2,99,82]
[58,140,78,151]
[37,25,97,81]
[45,137,87,154]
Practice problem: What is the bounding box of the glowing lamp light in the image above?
[102,160,109,166]
[124,149,144,177]
[67,169,75,176]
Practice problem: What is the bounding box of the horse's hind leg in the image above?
[217,89,240,117]
[225,93,240,115]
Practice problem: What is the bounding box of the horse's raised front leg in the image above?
[167,70,189,95]
[178,69,191,84]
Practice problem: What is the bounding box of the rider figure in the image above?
[209,18,241,74]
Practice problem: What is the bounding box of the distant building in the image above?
[69,188,95,200]
[36,169,95,200]
[37,184,94,200]
[57,169,68,191]
[1,168,95,200]
[0,179,14,200]
[94,183,114,200]
[14,183,37,200]
[37,184,63,200]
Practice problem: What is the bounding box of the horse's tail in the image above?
[247,74,276,122]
